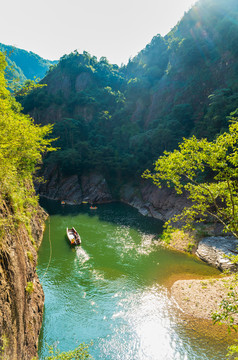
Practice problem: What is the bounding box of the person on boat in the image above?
[90,204,97,209]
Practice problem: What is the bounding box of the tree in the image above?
[14,78,46,98]
[0,51,56,226]
[143,111,238,358]
[143,111,238,238]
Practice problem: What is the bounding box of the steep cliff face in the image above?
[36,165,113,205]
[36,166,189,222]
[0,200,47,360]
[120,181,190,221]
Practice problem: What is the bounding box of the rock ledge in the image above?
[196,236,238,271]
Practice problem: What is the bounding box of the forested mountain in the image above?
[0,43,57,87]
[18,0,238,192]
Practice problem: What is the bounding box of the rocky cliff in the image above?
[0,200,47,360]
[36,165,113,205]
[36,166,189,222]
[196,236,238,272]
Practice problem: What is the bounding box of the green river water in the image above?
[37,199,232,360]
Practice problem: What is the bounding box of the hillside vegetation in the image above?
[19,0,238,192]
[0,52,55,230]
[0,43,57,88]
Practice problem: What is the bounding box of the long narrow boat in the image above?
[66,227,81,245]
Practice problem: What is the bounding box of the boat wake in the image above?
[75,247,90,265]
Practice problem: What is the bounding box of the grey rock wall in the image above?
[196,236,238,271]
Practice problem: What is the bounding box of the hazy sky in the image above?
[1,0,197,65]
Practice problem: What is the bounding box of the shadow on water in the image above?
[39,197,164,236]
[38,198,229,360]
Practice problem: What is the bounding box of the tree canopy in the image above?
[0,51,55,227]
[143,112,238,238]
[15,0,238,194]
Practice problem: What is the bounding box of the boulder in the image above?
[196,236,238,271]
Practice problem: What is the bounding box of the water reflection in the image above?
[38,201,227,360]
[39,197,163,235]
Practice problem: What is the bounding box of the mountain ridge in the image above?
[0,42,57,86]
[13,0,238,194]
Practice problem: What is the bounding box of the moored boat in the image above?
[66,227,81,245]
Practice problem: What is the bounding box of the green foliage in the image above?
[159,226,174,245]
[27,251,34,262]
[226,342,238,359]
[25,281,34,294]
[212,275,238,359]
[44,343,93,360]
[143,114,238,238]
[14,79,47,98]
[212,287,238,331]
[0,51,56,229]
[159,226,195,252]
[0,334,9,359]
[195,89,238,139]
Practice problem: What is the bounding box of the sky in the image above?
[1,0,197,65]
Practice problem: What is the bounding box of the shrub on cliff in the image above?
[0,51,56,229]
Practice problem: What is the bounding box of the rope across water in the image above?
[41,217,52,281]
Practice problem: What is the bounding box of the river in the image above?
[37,200,231,359]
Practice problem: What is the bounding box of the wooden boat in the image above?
[66,227,81,245]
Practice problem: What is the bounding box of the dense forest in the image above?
[15,0,238,193]
[0,43,57,89]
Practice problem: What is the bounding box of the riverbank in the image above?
[162,228,238,324]
[170,275,238,324]
[38,200,228,359]
[36,167,190,222]
[40,194,238,323]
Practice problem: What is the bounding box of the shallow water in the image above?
[37,200,231,359]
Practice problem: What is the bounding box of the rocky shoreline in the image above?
[165,233,238,323]
[170,275,238,323]
[37,167,238,324]
[36,166,190,222]
[36,167,238,265]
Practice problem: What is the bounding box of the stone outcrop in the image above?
[196,236,238,271]
[80,173,113,203]
[36,166,190,221]
[120,181,190,222]
[36,166,113,204]
[0,203,47,360]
